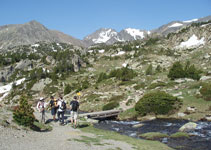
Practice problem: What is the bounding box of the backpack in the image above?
[60,101,66,111]
[71,101,78,111]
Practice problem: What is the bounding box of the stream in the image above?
[94,119,211,150]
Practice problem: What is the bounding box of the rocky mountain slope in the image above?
[0,20,84,50]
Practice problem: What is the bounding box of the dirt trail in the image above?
[0,111,134,150]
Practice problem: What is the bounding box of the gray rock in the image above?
[15,59,32,70]
[31,78,52,91]
[200,76,211,81]
[178,112,186,117]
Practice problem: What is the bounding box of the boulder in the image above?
[200,76,211,81]
[179,122,197,132]
[31,78,52,91]
[186,106,197,113]
[15,59,32,70]
[46,56,55,64]
[178,112,186,118]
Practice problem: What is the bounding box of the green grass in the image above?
[73,135,105,146]
[118,108,138,120]
[139,132,169,140]
[81,126,173,150]
[170,88,211,121]
[33,121,52,131]
[170,132,189,138]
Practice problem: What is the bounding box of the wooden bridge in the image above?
[78,110,122,119]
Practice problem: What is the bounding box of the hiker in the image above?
[57,96,66,125]
[49,96,58,121]
[70,96,80,128]
[36,97,46,123]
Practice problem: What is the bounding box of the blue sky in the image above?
[0,0,210,39]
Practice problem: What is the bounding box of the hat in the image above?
[40,97,44,101]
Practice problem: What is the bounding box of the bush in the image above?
[168,61,185,80]
[146,64,153,75]
[135,91,182,115]
[108,67,137,81]
[200,82,211,101]
[102,101,119,110]
[168,61,201,80]
[13,96,36,127]
[97,72,108,83]
[64,84,72,95]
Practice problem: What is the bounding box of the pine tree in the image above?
[13,95,35,127]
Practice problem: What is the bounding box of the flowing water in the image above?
[94,119,211,150]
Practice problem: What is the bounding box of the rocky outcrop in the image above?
[31,78,52,91]
[0,66,14,81]
[15,59,32,70]
[72,54,86,72]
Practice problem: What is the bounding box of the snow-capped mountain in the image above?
[107,28,149,44]
[84,28,149,46]
[83,28,117,46]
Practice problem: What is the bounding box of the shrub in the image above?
[168,61,185,80]
[102,101,119,110]
[200,82,211,101]
[134,83,146,90]
[64,84,72,95]
[168,61,201,80]
[13,96,36,127]
[146,64,153,75]
[109,67,137,81]
[97,72,108,83]
[135,91,182,115]
[81,80,90,89]
[148,82,167,89]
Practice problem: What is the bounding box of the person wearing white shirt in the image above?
[57,96,66,125]
[36,97,46,123]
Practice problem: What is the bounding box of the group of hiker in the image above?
[36,94,80,128]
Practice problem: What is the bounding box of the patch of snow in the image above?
[93,29,117,43]
[136,46,140,48]
[168,23,183,28]
[98,49,105,53]
[147,31,151,34]
[0,78,25,101]
[32,44,39,47]
[125,28,144,40]
[177,34,205,49]
[15,78,25,85]
[183,18,198,23]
